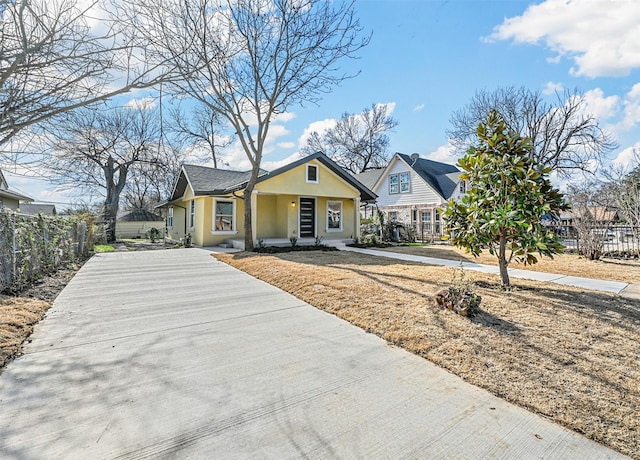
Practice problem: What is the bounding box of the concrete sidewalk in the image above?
[342,246,635,297]
[0,249,628,458]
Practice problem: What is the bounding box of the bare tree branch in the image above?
[120,0,370,249]
[447,86,618,177]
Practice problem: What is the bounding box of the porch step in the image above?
[217,243,233,248]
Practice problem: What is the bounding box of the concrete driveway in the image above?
[0,249,627,459]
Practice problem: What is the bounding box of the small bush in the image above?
[434,266,481,317]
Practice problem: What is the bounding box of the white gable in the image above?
[374,156,445,207]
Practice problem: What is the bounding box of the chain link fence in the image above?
[0,211,93,293]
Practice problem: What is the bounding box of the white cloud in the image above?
[619,82,640,130]
[413,104,425,112]
[488,0,640,77]
[542,81,564,95]
[124,97,156,110]
[297,118,337,149]
[277,141,295,149]
[425,142,458,164]
[581,88,619,121]
[612,142,640,170]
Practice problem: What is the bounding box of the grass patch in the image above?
[215,250,640,459]
[93,244,115,253]
[0,296,51,368]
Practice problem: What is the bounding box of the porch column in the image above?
[251,190,258,245]
[353,197,361,239]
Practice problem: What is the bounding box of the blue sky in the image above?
[5,0,640,207]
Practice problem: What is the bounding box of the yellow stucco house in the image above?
[164,152,377,249]
[0,169,33,211]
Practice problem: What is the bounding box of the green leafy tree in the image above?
[444,111,568,288]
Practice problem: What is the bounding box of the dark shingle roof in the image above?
[170,153,377,203]
[117,209,164,222]
[353,168,385,191]
[397,153,460,200]
[20,203,56,216]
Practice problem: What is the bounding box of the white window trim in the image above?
[388,174,399,194]
[189,200,195,230]
[326,200,343,232]
[212,198,238,235]
[306,164,319,183]
[167,207,174,229]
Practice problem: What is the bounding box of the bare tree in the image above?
[122,141,186,211]
[301,103,398,173]
[44,106,161,242]
[448,86,617,176]
[119,0,369,250]
[0,0,171,150]
[566,181,617,260]
[169,104,232,168]
[603,148,640,255]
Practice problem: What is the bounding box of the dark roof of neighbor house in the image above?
[117,209,165,222]
[170,152,377,203]
[19,203,57,216]
[353,168,385,191]
[396,153,461,200]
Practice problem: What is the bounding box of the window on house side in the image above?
[327,201,342,231]
[389,174,399,194]
[307,164,318,183]
[400,172,410,192]
[459,180,466,194]
[167,207,174,228]
[389,211,398,221]
[189,200,195,229]
[214,201,234,231]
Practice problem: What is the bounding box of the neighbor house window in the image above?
[459,180,466,194]
[389,174,399,194]
[167,207,174,228]
[306,164,318,183]
[399,172,410,192]
[189,200,195,229]
[435,210,441,234]
[389,172,410,194]
[327,201,342,232]
[213,200,235,232]
[389,211,398,221]
[421,211,432,232]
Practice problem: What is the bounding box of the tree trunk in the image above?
[498,233,510,288]
[243,166,261,252]
[102,157,128,244]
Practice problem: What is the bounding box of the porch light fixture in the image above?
[291,201,296,207]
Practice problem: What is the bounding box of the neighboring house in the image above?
[19,203,57,217]
[0,169,34,211]
[355,152,463,236]
[116,209,165,239]
[165,152,376,248]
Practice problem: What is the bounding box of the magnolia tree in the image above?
[444,111,568,288]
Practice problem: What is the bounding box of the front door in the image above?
[299,197,316,238]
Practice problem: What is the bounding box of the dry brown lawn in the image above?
[379,244,640,284]
[216,250,640,459]
[0,296,51,368]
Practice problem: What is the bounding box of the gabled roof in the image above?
[0,188,34,202]
[256,152,377,202]
[353,168,385,191]
[20,203,57,216]
[117,209,164,222]
[169,152,377,203]
[395,153,461,200]
[0,169,33,202]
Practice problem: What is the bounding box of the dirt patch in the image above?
[215,250,640,459]
[379,244,640,284]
